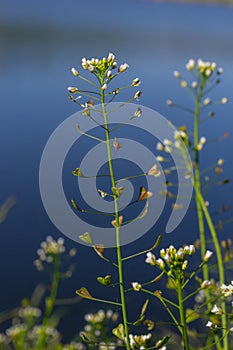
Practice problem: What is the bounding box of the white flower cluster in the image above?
[62,342,86,350]
[34,236,65,269]
[6,324,27,338]
[68,52,142,102]
[18,306,41,319]
[206,320,233,332]
[146,244,196,272]
[186,58,218,77]
[220,282,233,297]
[84,309,118,324]
[196,136,206,151]
[156,129,188,154]
[0,333,9,346]
[99,342,116,350]
[29,325,60,341]
[128,333,152,349]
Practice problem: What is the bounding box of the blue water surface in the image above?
[1,0,233,340]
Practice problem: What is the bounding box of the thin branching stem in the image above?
[101,90,131,350]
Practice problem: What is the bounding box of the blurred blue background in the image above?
[1,0,233,341]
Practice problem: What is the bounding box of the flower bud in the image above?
[67,86,79,93]
[118,63,129,72]
[71,67,79,76]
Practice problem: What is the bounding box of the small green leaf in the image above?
[132,315,144,326]
[97,275,112,286]
[166,277,177,289]
[79,232,93,244]
[71,199,83,212]
[112,323,125,340]
[151,235,162,250]
[141,299,149,317]
[76,287,94,300]
[131,298,149,327]
[79,332,95,345]
[186,308,200,323]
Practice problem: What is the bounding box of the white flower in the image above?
[71,67,79,76]
[217,158,224,165]
[205,69,212,77]
[133,107,142,118]
[186,59,195,71]
[200,137,206,144]
[156,258,165,269]
[107,70,112,78]
[204,250,213,261]
[164,146,172,153]
[189,245,195,255]
[145,252,156,265]
[67,86,79,93]
[173,70,180,78]
[201,280,211,289]
[134,90,142,100]
[174,130,186,140]
[192,81,198,88]
[131,282,142,291]
[156,142,164,151]
[221,97,228,104]
[177,248,185,259]
[101,83,107,90]
[196,143,203,151]
[163,138,172,146]
[132,78,141,86]
[220,283,233,297]
[211,305,222,315]
[174,140,181,149]
[107,52,115,62]
[182,260,188,270]
[206,321,213,328]
[203,98,211,106]
[88,64,95,72]
[160,248,165,257]
[81,57,88,69]
[156,156,164,162]
[181,80,188,88]
[118,63,129,72]
[166,99,173,106]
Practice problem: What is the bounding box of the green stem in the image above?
[35,255,60,350]
[177,279,190,350]
[193,77,209,285]
[101,91,131,350]
[142,288,182,334]
[193,76,227,350]
[197,191,228,350]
